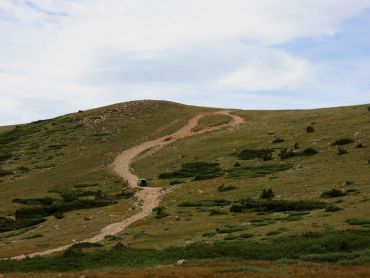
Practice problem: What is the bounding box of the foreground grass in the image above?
[7,261,370,278]
[2,230,370,272]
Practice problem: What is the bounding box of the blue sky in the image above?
[0,0,370,125]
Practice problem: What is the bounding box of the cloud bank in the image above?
[0,0,370,124]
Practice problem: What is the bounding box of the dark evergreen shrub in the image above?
[337,148,348,155]
[260,189,275,199]
[320,189,347,198]
[272,137,285,144]
[331,138,354,146]
[306,126,315,133]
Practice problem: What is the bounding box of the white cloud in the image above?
[216,48,314,90]
[0,0,370,124]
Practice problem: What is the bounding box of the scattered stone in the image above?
[177,259,187,266]
[5,216,16,222]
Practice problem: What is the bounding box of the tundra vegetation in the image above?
[0,101,369,276]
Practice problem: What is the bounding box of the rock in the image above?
[84,216,93,221]
[5,216,16,222]
[177,259,187,265]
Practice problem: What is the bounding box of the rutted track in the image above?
[9,110,244,260]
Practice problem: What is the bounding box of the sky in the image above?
[0,0,370,125]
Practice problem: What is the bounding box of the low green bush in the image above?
[159,162,223,181]
[302,147,318,156]
[231,198,326,213]
[227,164,291,179]
[179,199,231,207]
[260,189,274,199]
[239,233,253,239]
[0,217,46,232]
[217,184,236,192]
[306,126,315,133]
[208,208,228,216]
[325,205,343,212]
[153,206,169,219]
[0,170,13,177]
[3,231,370,271]
[346,218,370,225]
[331,138,354,146]
[237,149,274,161]
[272,137,285,144]
[216,225,244,234]
[320,189,347,199]
[279,147,318,159]
[12,197,56,206]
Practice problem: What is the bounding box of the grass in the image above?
[159,162,223,180]
[346,218,370,225]
[320,189,347,199]
[226,164,291,179]
[2,230,370,272]
[237,149,274,161]
[230,199,326,213]
[191,114,232,132]
[0,100,205,257]
[0,101,369,273]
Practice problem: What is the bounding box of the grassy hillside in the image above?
[0,101,369,275]
[123,105,370,250]
[0,100,205,257]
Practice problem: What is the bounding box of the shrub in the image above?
[216,225,244,234]
[16,166,30,173]
[4,231,370,271]
[229,204,244,213]
[239,233,253,238]
[227,164,291,179]
[321,189,347,199]
[325,205,343,212]
[272,137,285,144]
[159,162,223,180]
[306,126,315,133]
[169,180,183,185]
[346,219,370,225]
[337,148,348,155]
[302,147,318,156]
[237,149,273,161]
[54,211,64,219]
[356,143,365,149]
[152,206,169,219]
[260,189,275,199]
[332,138,354,146]
[217,184,236,192]
[202,232,216,237]
[0,170,13,177]
[0,151,12,162]
[279,148,296,159]
[279,147,318,159]
[12,197,56,206]
[179,199,231,207]
[231,199,326,213]
[209,209,228,216]
[104,235,121,241]
[0,217,46,232]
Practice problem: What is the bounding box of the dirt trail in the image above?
[9,110,244,260]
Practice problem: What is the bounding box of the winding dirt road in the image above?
[9,110,244,260]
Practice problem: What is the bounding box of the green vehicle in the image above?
[137,178,148,187]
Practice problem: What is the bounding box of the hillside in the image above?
[0,101,369,276]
